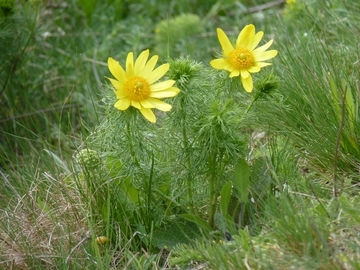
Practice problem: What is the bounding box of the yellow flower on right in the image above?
[210,24,278,93]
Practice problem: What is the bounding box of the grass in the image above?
[1,0,360,269]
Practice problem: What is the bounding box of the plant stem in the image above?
[181,101,194,214]
[208,153,217,228]
[333,86,347,197]
[244,92,259,114]
[152,188,182,207]
[126,119,140,167]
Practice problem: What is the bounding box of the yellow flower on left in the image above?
[106,49,180,123]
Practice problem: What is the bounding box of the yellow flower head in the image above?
[95,236,109,244]
[286,0,296,9]
[210,25,278,93]
[107,50,180,123]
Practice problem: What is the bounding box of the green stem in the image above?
[152,188,181,207]
[181,101,194,214]
[208,153,217,228]
[215,151,225,191]
[244,93,259,114]
[126,119,140,167]
[208,151,225,229]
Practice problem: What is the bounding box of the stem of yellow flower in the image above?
[208,153,217,229]
[126,119,140,167]
[208,150,225,229]
[244,92,259,114]
[182,113,195,214]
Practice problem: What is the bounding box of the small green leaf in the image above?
[214,212,227,233]
[220,180,232,216]
[233,158,250,203]
[239,229,250,251]
[329,73,341,123]
[345,83,355,132]
[105,156,123,177]
[119,177,139,204]
[220,181,238,235]
[43,149,70,174]
[342,81,359,152]
[180,214,212,234]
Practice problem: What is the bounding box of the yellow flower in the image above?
[107,50,180,123]
[210,25,278,93]
[286,0,296,9]
[95,236,109,244]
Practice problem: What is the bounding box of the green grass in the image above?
[1,0,360,269]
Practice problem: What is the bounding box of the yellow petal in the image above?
[114,90,127,99]
[142,55,158,78]
[134,50,149,74]
[114,98,130,110]
[236,24,255,49]
[139,99,155,108]
[150,89,180,98]
[241,70,250,78]
[253,39,274,55]
[229,69,240,77]
[248,31,264,51]
[241,75,253,93]
[210,58,233,72]
[106,77,124,91]
[147,98,172,111]
[255,50,278,61]
[139,108,156,123]
[131,100,141,109]
[257,62,272,67]
[147,63,169,84]
[216,28,234,56]
[151,80,175,91]
[247,66,261,73]
[126,52,135,76]
[126,52,134,69]
[107,58,126,83]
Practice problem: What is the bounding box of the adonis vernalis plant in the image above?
[210,24,278,92]
[106,49,180,122]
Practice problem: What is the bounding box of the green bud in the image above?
[167,57,201,87]
[255,73,280,97]
[75,149,101,170]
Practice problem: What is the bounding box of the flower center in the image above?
[124,76,151,101]
[228,48,255,69]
